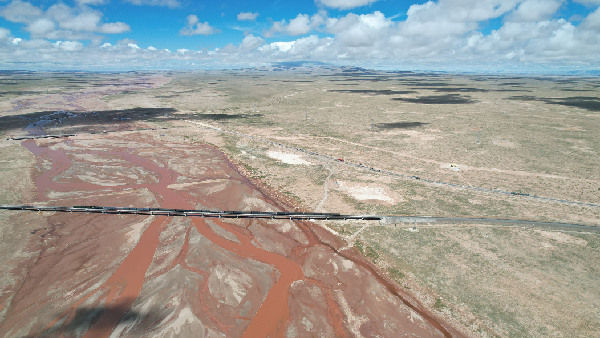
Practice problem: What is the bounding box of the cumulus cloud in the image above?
[76,0,107,5]
[267,41,295,52]
[239,34,264,50]
[580,6,600,30]
[573,0,600,5]
[266,12,325,37]
[99,22,130,34]
[509,0,563,22]
[124,0,181,8]
[180,14,220,35]
[54,40,83,51]
[27,18,55,36]
[0,1,43,23]
[237,12,259,21]
[326,11,391,47]
[0,1,129,40]
[316,0,378,10]
[1,1,600,72]
[0,27,11,40]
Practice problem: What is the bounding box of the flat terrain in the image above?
[0,67,599,336]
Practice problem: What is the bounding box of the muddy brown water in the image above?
[1,133,457,337]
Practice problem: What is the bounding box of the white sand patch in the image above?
[267,151,312,165]
[535,230,588,246]
[337,182,395,204]
[209,265,252,307]
[335,290,368,336]
[440,163,461,172]
[341,258,355,271]
[125,217,154,246]
[168,307,199,335]
[397,130,438,142]
[278,221,293,232]
[241,197,275,211]
[492,138,518,148]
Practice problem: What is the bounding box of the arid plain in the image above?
[0,67,598,337]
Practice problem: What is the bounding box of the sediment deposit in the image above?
[0,132,453,337]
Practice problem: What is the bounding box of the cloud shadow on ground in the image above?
[0,107,179,134]
[329,89,417,95]
[507,95,600,111]
[41,303,165,336]
[393,94,476,104]
[373,121,429,129]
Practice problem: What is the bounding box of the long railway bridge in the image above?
[1,205,597,233]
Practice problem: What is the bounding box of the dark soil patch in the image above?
[374,122,429,129]
[393,94,475,104]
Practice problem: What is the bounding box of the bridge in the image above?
[1,204,597,233]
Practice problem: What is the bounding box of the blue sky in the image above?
[1,0,599,72]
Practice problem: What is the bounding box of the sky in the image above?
[0,0,599,73]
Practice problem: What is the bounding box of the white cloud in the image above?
[406,0,520,23]
[237,12,259,21]
[99,22,130,34]
[269,41,295,52]
[581,6,600,30]
[124,0,181,8]
[0,27,11,40]
[0,1,43,23]
[1,2,600,72]
[316,0,377,10]
[55,40,83,51]
[180,14,220,35]
[0,1,130,40]
[573,0,600,5]
[266,12,325,37]
[326,11,391,47]
[76,0,107,5]
[510,0,563,22]
[240,34,264,50]
[58,11,102,31]
[27,18,55,36]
